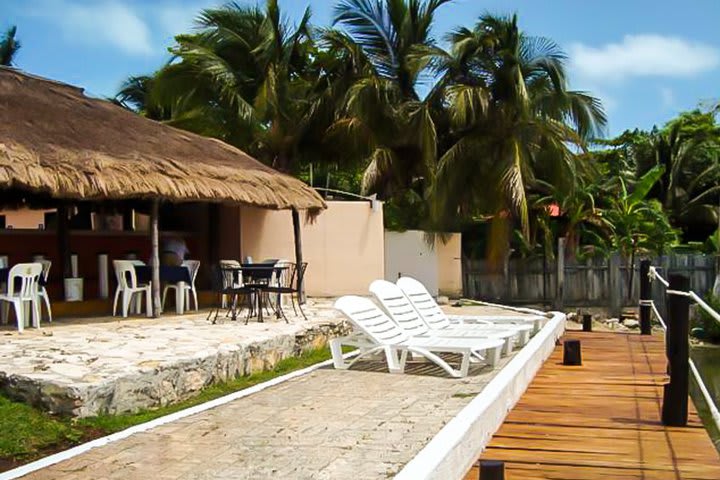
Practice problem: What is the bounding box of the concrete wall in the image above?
[384,230,439,295]
[384,230,462,298]
[437,234,463,297]
[240,201,385,296]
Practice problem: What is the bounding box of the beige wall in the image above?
[437,233,463,297]
[240,201,385,296]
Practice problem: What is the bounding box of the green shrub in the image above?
[697,294,720,343]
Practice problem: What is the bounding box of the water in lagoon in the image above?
[690,345,720,451]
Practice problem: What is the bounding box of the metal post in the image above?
[639,259,652,335]
[150,199,161,318]
[555,237,565,310]
[662,274,690,426]
[291,208,305,304]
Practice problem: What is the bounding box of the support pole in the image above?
[150,200,161,318]
[639,259,652,335]
[662,274,690,426]
[291,208,305,304]
[57,204,71,297]
[555,237,566,310]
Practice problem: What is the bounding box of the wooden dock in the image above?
[464,331,720,479]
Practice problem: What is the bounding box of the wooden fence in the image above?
[463,246,716,315]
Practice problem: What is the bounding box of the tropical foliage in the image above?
[0,25,20,66]
[111,0,718,260]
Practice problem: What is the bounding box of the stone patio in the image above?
[14,305,556,480]
[0,299,349,417]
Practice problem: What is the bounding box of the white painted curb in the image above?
[395,312,566,480]
[0,351,359,480]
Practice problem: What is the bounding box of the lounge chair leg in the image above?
[503,337,513,356]
[486,346,502,367]
[459,352,471,377]
[330,338,346,369]
[385,346,405,374]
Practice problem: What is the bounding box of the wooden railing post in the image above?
[639,259,652,335]
[608,253,622,318]
[479,460,504,480]
[662,274,690,426]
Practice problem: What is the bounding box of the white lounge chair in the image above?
[397,276,546,333]
[331,296,505,378]
[369,280,527,355]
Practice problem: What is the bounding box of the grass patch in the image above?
[1,346,342,469]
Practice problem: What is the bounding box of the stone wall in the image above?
[0,320,350,417]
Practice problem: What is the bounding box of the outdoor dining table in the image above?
[224,263,289,323]
[134,265,192,314]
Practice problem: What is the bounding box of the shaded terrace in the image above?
[0,66,326,317]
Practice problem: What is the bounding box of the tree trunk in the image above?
[292,208,305,304]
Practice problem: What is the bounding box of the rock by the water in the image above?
[624,319,640,329]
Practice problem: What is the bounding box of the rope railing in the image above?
[645,265,720,432]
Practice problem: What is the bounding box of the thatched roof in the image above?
[0,67,325,211]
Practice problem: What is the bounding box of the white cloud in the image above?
[569,34,720,82]
[25,0,154,56]
[659,87,675,108]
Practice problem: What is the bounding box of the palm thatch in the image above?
[0,67,325,212]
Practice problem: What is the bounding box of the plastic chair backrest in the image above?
[396,276,451,330]
[369,280,431,336]
[334,296,409,345]
[7,263,42,298]
[183,260,201,285]
[113,260,139,289]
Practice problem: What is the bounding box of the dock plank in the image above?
[464,331,720,480]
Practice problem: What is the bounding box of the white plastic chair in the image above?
[0,263,43,333]
[162,260,200,313]
[37,259,52,323]
[369,280,523,355]
[112,260,151,318]
[331,296,504,378]
[397,276,545,333]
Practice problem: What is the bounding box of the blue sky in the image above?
[3,0,719,137]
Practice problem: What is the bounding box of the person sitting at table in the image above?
[151,237,189,266]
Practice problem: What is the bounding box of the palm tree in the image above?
[0,26,21,66]
[114,75,168,120]
[602,166,679,298]
[421,14,606,255]
[125,0,339,173]
[331,0,452,200]
[636,111,720,240]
